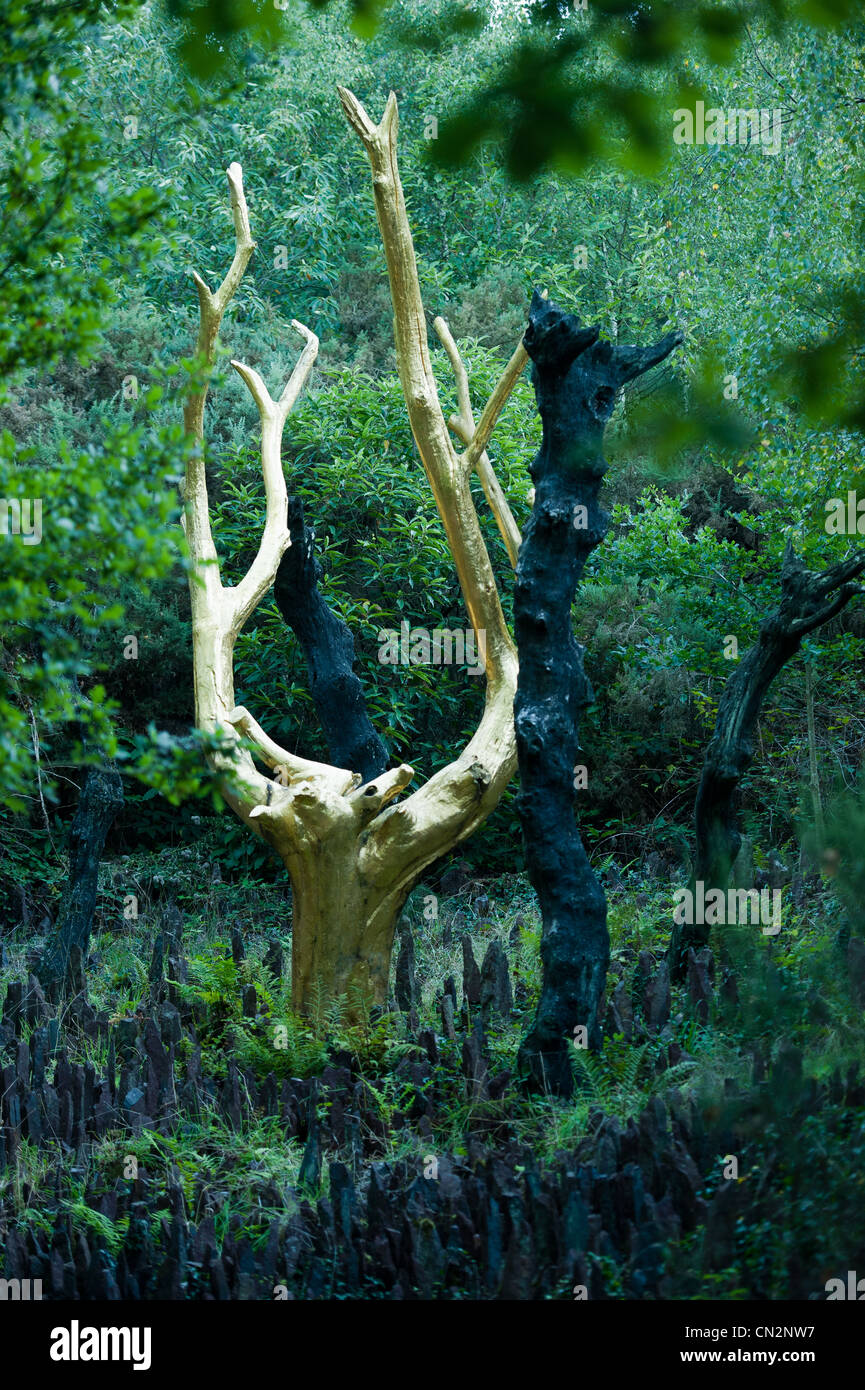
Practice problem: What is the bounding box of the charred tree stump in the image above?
[669,542,865,978]
[41,761,124,996]
[515,291,683,1095]
[274,496,388,783]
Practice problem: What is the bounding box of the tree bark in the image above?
[289,855,410,1010]
[40,761,124,995]
[516,291,683,1094]
[180,112,522,1018]
[274,496,388,784]
[669,543,865,979]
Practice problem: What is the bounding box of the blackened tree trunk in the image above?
[274,496,388,784]
[516,291,683,1095]
[41,761,124,995]
[669,542,865,979]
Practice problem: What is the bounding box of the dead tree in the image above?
[515,292,683,1095]
[274,497,389,784]
[180,96,525,1015]
[40,761,123,995]
[669,542,865,978]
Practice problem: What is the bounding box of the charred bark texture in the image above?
[516,291,683,1095]
[669,542,865,978]
[274,496,388,783]
[41,762,124,996]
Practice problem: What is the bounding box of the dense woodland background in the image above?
[1,0,865,1301]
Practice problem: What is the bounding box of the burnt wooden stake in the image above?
[515,291,683,1095]
[669,542,865,979]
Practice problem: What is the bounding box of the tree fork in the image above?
[515,291,683,1095]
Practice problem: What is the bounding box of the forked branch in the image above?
[183,163,320,806]
[434,316,524,569]
[228,323,319,631]
[339,85,520,874]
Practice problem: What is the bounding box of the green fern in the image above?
[573,1036,697,1115]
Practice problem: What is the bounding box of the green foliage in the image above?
[0,0,162,377]
[811,774,865,935]
[573,1034,697,1115]
[0,0,189,819]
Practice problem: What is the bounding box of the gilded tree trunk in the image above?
[286,855,409,1012]
[181,110,522,1018]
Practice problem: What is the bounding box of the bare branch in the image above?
[227,323,318,631]
[611,329,685,387]
[337,85,388,143]
[278,320,319,415]
[215,162,255,310]
[434,315,523,569]
[184,162,256,446]
[181,163,320,832]
[230,359,276,420]
[349,763,415,826]
[433,315,474,432]
[464,335,529,471]
[226,705,355,793]
[182,163,256,620]
[339,87,515,680]
[341,86,518,874]
[812,551,865,595]
[788,584,865,637]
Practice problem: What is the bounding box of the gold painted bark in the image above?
[182,101,523,1015]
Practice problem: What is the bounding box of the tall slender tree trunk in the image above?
[41,761,124,995]
[274,496,388,785]
[669,544,865,978]
[515,292,683,1094]
[804,660,825,857]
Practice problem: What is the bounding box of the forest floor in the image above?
[1,846,864,1299]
